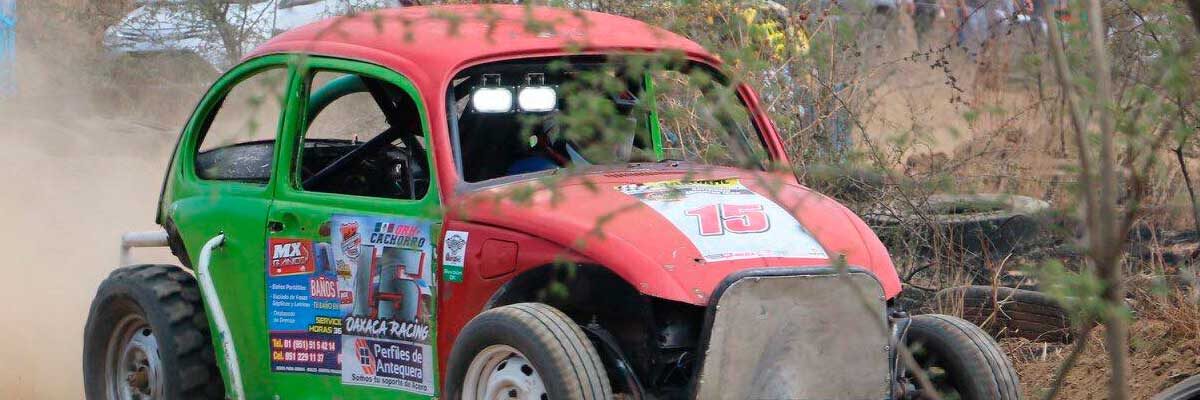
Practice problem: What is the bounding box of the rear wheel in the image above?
[83,265,223,399]
[903,314,1021,400]
[446,303,612,400]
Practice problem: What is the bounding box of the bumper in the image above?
[691,268,891,400]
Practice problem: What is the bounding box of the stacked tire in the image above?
[929,285,1074,343]
[866,193,1052,261]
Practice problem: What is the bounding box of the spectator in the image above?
[913,0,946,47]
[955,0,1016,59]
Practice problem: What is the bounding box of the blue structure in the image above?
[0,0,14,96]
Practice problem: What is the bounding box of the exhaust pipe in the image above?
[118,230,169,266]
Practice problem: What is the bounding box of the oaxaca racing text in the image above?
[344,316,431,342]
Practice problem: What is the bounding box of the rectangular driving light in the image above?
[471,74,513,113]
[471,87,514,113]
[517,73,557,112]
[517,86,557,112]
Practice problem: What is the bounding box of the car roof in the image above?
[246,5,716,87]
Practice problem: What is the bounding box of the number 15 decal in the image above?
[685,203,771,236]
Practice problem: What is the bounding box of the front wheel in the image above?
[83,265,223,400]
[902,314,1022,400]
[445,303,612,400]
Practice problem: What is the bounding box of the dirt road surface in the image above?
[0,108,181,399]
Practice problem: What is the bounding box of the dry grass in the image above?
[1006,283,1200,400]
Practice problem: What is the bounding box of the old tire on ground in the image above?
[1153,374,1200,400]
[445,303,612,400]
[904,314,1022,400]
[931,285,1073,343]
[867,193,1051,262]
[83,264,223,399]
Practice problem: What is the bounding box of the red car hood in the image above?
[451,165,900,305]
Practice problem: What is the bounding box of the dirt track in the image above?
[3,3,1197,398]
[0,109,180,399]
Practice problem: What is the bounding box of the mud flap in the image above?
[692,268,890,400]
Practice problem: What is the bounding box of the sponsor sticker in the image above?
[269,239,315,277]
[263,214,440,390]
[329,215,437,395]
[342,337,434,394]
[441,231,469,283]
[265,239,341,375]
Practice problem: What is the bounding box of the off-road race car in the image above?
[83,5,1020,400]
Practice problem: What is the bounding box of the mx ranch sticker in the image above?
[617,178,828,262]
[265,215,437,396]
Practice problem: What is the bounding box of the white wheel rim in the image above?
[105,314,163,400]
[462,345,548,400]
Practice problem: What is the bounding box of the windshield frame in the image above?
[446,54,777,192]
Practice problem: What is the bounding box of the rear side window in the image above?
[296,71,430,200]
[194,68,289,182]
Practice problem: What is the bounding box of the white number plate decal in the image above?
[618,179,828,262]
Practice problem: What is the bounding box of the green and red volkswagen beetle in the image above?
[83,5,1019,400]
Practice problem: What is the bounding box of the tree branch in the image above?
[1042,2,1099,251]
[1041,324,1096,400]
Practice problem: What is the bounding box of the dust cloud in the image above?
[0,14,193,397]
[0,115,184,400]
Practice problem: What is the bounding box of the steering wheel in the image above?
[303,75,428,196]
[303,127,398,190]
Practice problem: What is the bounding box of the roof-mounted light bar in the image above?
[470,73,559,114]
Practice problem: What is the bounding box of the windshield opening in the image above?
[448,55,770,183]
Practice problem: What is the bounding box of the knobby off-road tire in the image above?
[933,285,1073,343]
[445,303,612,400]
[905,314,1022,400]
[83,264,223,399]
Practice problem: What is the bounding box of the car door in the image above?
[162,55,295,399]
[264,56,443,400]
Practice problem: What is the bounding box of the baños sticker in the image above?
[265,238,342,375]
[331,215,437,395]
